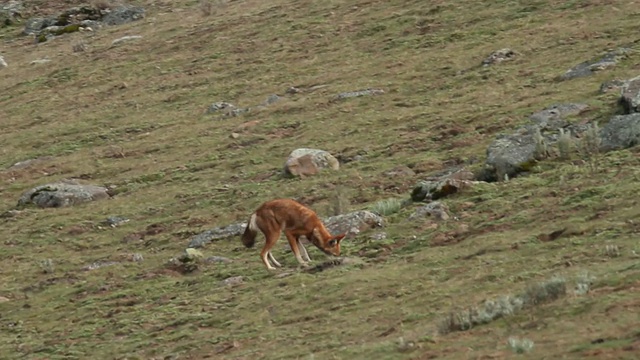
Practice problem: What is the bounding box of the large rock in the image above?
[620,76,640,114]
[22,17,55,35]
[528,103,589,129]
[22,4,144,42]
[17,181,110,208]
[483,103,589,180]
[600,79,626,94]
[284,148,339,178]
[599,114,640,152]
[0,1,23,27]
[558,48,631,81]
[323,210,385,237]
[486,127,540,181]
[22,6,101,36]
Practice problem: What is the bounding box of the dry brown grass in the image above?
[1,0,640,359]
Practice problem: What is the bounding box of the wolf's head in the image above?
[310,227,346,256]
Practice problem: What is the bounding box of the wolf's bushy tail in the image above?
[241,213,258,248]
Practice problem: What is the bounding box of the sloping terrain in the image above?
[1,0,640,359]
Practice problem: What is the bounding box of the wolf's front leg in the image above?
[297,239,312,262]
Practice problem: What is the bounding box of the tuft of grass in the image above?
[3,0,640,358]
[72,41,87,53]
[605,244,620,258]
[38,259,54,274]
[370,197,404,216]
[199,0,227,16]
[533,127,548,160]
[328,185,351,216]
[577,121,602,173]
[438,295,524,334]
[438,275,587,334]
[507,337,534,354]
[574,271,595,295]
[557,128,573,160]
[521,276,567,306]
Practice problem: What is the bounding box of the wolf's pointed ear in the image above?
[334,233,346,243]
[312,227,322,239]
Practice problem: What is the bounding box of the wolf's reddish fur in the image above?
[241,198,346,270]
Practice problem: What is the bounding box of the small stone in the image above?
[369,232,387,241]
[83,261,119,271]
[105,216,130,228]
[111,35,142,45]
[274,272,292,279]
[383,165,416,178]
[411,177,477,202]
[207,102,234,113]
[333,88,384,101]
[131,253,144,262]
[0,210,22,218]
[183,248,204,260]
[230,132,240,139]
[221,276,244,286]
[264,94,280,105]
[30,58,51,65]
[482,48,517,66]
[286,86,301,94]
[408,201,450,221]
[204,256,233,264]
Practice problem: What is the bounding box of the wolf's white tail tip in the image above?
[248,213,258,230]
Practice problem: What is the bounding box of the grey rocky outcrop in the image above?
[188,222,247,248]
[18,181,110,208]
[599,114,640,152]
[22,4,144,42]
[558,48,632,81]
[0,1,23,27]
[619,76,640,114]
[482,103,589,180]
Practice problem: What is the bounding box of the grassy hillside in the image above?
[1,0,640,358]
